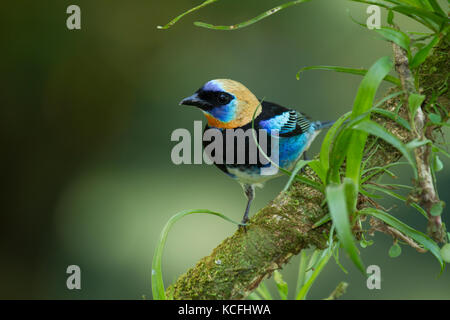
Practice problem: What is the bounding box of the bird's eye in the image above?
[218,93,231,104]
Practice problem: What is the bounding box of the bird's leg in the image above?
[239,184,254,230]
[303,151,310,161]
[300,151,310,173]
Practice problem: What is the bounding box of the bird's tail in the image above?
[315,120,335,130]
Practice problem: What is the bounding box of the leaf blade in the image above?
[326,183,365,274]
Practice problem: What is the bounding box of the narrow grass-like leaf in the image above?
[349,0,439,31]
[247,292,262,300]
[346,56,393,185]
[375,27,411,58]
[296,66,400,85]
[157,0,219,29]
[343,177,358,213]
[320,112,352,180]
[255,281,273,300]
[426,0,446,16]
[364,183,428,218]
[408,93,426,131]
[391,5,444,31]
[410,35,440,68]
[332,240,349,274]
[361,161,408,183]
[372,108,411,130]
[326,183,365,273]
[395,0,431,9]
[296,250,308,296]
[296,249,333,300]
[352,119,417,179]
[273,270,289,300]
[374,90,405,108]
[283,160,310,192]
[312,213,331,228]
[308,159,327,185]
[406,138,432,150]
[433,145,450,158]
[152,209,242,300]
[359,207,444,271]
[194,0,311,30]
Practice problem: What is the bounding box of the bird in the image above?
[179,79,335,227]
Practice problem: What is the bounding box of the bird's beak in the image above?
[179,93,211,110]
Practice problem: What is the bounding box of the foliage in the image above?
[153,0,449,299]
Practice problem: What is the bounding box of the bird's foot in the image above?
[239,218,249,232]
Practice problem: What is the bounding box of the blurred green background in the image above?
[0,0,448,299]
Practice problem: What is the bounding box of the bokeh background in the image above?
[1,0,448,299]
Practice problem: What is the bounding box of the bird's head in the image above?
[179,79,261,129]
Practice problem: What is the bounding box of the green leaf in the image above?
[343,177,358,213]
[157,0,219,30]
[375,27,411,58]
[320,112,352,180]
[273,270,289,300]
[433,154,444,172]
[426,0,446,17]
[247,292,262,300]
[326,183,365,274]
[359,208,445,271]
[296,65,400,85]
[361,161,408,183]
[296,249,333,300]
[374,90,405,108]
[441,244,450,263]
[372,108,411,131]
[194,0,312,30]
[352,119,418,179]
[308,159,327,185]
[410,35,440,68]
[255,281,273,300]
[360,239,374,248]
[430,201,444,216]
[405,138,432,150]
[363,183,428,218]
[389,243,402,258]
[312,213,331,228]
[346,57,394,185]
[387,9,395,25]
[391,5,445,32]
[329,129,353,183]
[408,93,426,128]
[433,145,450,159]
[151,209,242,300]
[428,113,442,124]
[295,250,309,295]
[283,160,310,192]
[349,1,441,31]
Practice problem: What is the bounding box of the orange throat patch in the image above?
[203,108,261,129]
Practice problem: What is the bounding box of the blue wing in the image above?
[257,101,312,137]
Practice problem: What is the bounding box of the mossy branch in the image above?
[166,39,449,300]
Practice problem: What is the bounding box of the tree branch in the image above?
[392,36,447,242]
[166,38,448,300]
